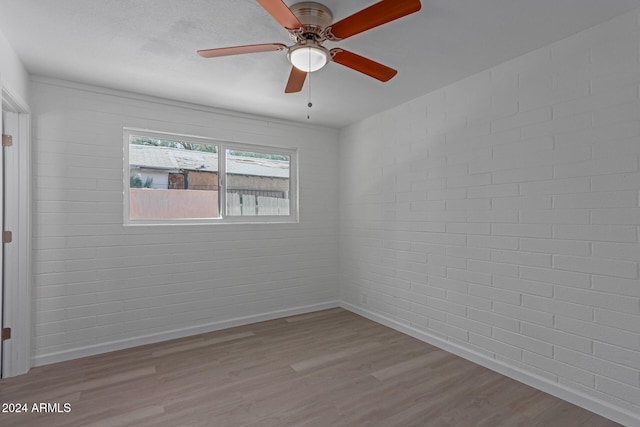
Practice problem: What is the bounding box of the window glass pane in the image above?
[225,149,291,217]
[129,135,219,220]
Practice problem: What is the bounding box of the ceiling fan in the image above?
[197,0,422,93]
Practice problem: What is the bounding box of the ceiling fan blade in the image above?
[326,0,421,41]
[330,49,397,82]
[256,0,303,30]
[285,66,307,93]
[198,43,287,58]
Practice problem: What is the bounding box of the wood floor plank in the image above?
[290,341,382,372]
[0,308,622,427]
[83,405,165,427]
[371,349,449,381]
[151,331,255,357]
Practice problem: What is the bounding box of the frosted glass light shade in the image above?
[288,46,329,72]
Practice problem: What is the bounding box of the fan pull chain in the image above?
[307,75,312,120]
[307,48,312,120]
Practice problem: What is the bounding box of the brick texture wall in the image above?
[31,79,339,365]
[339,9,640,423]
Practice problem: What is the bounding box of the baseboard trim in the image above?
[32,301,339,368]
[340,301,639,427]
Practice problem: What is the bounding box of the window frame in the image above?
[123,128,299,226]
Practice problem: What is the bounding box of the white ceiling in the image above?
[1,0,640,128]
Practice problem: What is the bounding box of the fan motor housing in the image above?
[289,2,333,42]
[290,2,333,27]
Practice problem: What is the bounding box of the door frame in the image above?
[0,84,4,377]
[1,85,31,378]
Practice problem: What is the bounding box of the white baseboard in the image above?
[339,301,639,427]
[32,301,339,368]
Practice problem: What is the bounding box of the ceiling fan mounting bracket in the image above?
[323,26,339,42]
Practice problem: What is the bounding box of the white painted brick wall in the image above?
[339,7,640,421]
[31,79,340,363]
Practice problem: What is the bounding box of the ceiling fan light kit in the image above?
[288,42,330,72]
[198,0,422,93]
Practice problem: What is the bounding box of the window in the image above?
[124,129,298,224]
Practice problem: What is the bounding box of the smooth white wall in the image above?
[0,27,29,105]
[30,78,339,365]
[339,8,640,425]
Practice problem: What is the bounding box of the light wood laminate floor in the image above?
[0,308,621,426]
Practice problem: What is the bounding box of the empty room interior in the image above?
[1,0,640,425]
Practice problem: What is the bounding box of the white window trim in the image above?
[123,128,299,225]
